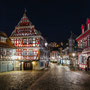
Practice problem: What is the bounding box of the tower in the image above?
[68,32,75,53]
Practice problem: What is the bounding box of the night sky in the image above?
[0,0,90,43]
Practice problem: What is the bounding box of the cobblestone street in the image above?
[0,70,47,90]
[28,63,90,90]
[0,63,90,90]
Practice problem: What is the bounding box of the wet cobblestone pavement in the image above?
[1,64,90,90]
[28,63,90,90]
[0,70,46,90]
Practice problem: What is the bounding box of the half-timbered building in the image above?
[10,11,49,70]
[0,32,15,72]
[76,18,90,70]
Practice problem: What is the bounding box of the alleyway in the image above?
[28,63,90,90]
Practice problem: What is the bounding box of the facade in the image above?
[10,11,49,70]
[0,32,15,72]
[76,18,90,70]
[60,33,77,66]
[61,47,70,65]
[50,51,60,63]
[48,42,57,48]
[49,43,60,63]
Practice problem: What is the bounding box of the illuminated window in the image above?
[33,38,35,40]
[0,36,6,43]
[33,41,35,43]
[79,55,86,64]
[17,40,18,44]
[28,38,33,44]
[28,51,33,56]
[23,39,27,45]
[36,40,39,43]
[88,24,90,30]
[23,51,27,56]
[15,40,16,43]
[22,33,24,36]
[82,40,84,48]
[78,42,80,48]
[34,56,36,59]
[33,44,35,47]
[87,36,90,47]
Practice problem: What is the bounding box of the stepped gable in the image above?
[11,10,40,37]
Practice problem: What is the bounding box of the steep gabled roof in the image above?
[10,10,41,37]
[76,30,90,41]
[17,10,32,27]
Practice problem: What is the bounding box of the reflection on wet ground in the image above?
[28,64,90,90]
[0,70,46,90]
[0,63,90,90]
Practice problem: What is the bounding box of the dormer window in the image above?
[0,36,7,43]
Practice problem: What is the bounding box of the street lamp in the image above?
[72,53,76,70]
[32,61,36,65]
[72,53,75,57]
[45,42,48,47]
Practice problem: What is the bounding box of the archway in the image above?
[23,61,32,70]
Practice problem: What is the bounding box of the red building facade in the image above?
[10,11,49,70]
[76,18,90,70]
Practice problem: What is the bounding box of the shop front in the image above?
[78,50,90,70]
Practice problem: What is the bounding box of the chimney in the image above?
[86,18,90,30]
[81,25,84,34]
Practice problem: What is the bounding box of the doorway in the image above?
[87,56,90,69]
[24,62,32,70]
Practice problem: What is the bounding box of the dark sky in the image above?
[0,0,90,43]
